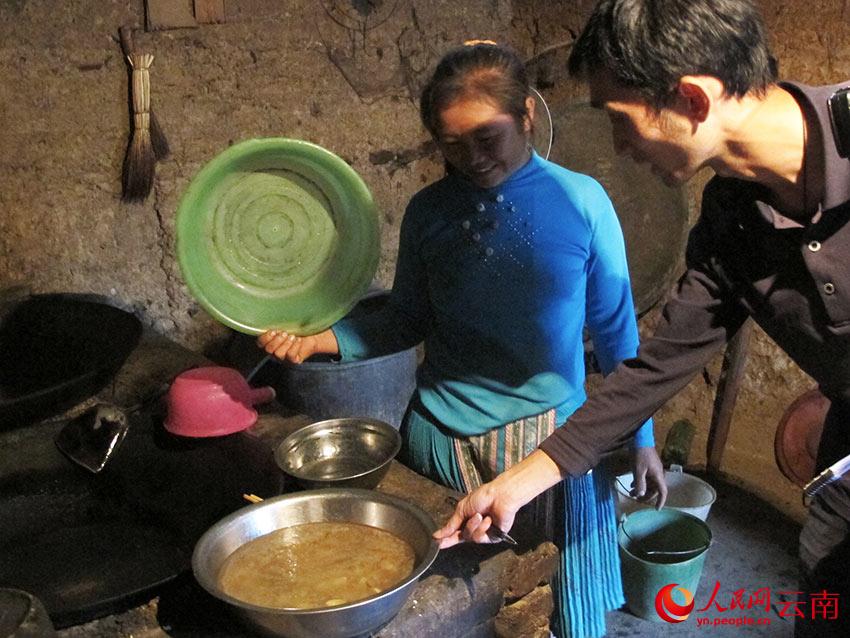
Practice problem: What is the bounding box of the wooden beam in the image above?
[145,0,197,31]
[194,0,226,24]
[706,319,753,474]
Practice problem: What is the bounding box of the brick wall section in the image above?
[496,585,555,638]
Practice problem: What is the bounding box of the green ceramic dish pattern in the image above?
[176,138,380,335]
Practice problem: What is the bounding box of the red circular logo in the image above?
[655,583,695,623]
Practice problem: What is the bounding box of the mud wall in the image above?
[1,0,848,518]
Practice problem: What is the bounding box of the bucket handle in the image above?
[245,353,272,384]
[615,464,685,502]
[615,476,637,500]
[620,525,711,558]
[615,476,662,504]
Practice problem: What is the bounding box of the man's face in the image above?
[588,72,707,186]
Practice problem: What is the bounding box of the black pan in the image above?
[0,405,280,628]
[0,293,142,430]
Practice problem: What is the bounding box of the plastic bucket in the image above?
[615,465,717,521]
[618,508,712,621]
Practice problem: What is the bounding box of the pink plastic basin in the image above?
[164,366,275,438]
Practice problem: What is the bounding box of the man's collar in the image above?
[781,81,850,212]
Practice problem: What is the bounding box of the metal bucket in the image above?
[255,290,417,429]
[618,509,712,622]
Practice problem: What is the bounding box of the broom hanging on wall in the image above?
[119,25,169,202]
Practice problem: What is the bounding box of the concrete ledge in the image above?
[54,329,559,637]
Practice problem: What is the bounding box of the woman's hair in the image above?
[420,43,531,137]
[567,0,778,106]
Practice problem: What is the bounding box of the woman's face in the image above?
[436,96,533,189]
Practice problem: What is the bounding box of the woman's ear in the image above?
[524,95,536,132]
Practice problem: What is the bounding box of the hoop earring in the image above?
[530,87,553,159]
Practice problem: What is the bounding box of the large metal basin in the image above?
[192,489,439,638]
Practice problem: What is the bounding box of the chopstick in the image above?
[244,492,516,544]
[484,525,518,546]
[444,495,517,545]
[242,494,517,545]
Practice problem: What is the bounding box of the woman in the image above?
[259,42,664,638]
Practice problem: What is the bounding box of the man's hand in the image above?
[434,484,517,548]
[630,446,667,508]
[433,449,565,549]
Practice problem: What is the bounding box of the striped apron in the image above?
[403,405,624,638]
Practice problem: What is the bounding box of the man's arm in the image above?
[435,450,565,547]
[436,212,750,545]
[540,220,749,476]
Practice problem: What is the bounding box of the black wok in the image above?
[0,293,142,430]
[0,407,279,628]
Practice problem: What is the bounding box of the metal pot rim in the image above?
[191,488,439,616]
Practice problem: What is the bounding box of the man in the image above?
[435,1,850,635]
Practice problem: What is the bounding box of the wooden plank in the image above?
[706,319,753,474]
[194,0,226,24]
[145,0,197,31]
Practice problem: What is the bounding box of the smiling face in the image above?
[435,96,533,189]
[588,72,709,186]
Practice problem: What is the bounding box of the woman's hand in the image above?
[257,329,339,364]
[629,446,667,508]
[433,450,564,549]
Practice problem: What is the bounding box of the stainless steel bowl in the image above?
[274,418,402,490]
[192,489,439,638]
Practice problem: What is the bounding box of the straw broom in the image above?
[119,26,169,201]
[121,26,169,161]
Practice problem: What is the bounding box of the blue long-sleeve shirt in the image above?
[333,153,654,446]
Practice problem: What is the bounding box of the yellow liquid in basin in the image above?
[217,521,416,609]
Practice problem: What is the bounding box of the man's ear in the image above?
[524,95,536,132]
[677,77,715,123]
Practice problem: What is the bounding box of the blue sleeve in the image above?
[332,199,432,360]
[582,185,655,448]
